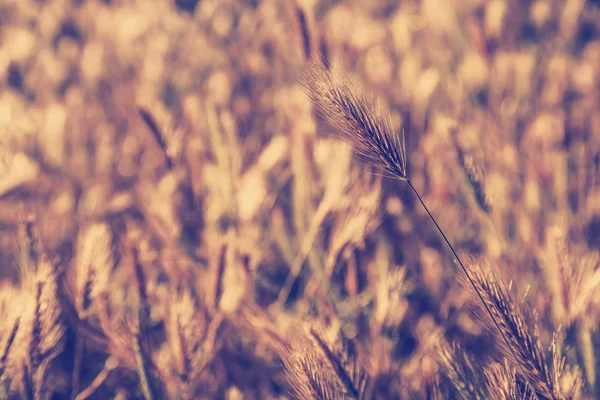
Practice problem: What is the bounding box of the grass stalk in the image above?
[407,180,539,399]
[300,60,541,400]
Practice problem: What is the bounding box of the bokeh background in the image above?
[0,0,599,398]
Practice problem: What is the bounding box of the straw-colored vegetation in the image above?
[1,0,599,399]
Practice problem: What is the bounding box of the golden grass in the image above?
[0,0,599,399]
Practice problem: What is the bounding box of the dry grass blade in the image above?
[292,1,312,61]
[138,107,174,170]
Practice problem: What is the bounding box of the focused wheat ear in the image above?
[299,60,541,400]
[299,61,407,181]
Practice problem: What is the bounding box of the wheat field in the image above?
[0,0,599,399]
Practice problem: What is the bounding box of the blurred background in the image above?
[0,0,599,398]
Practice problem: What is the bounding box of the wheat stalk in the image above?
[299,60,541,400]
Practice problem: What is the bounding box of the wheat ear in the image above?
[299,60,540,400]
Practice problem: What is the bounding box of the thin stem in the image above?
[74,356,118,400]
[406,180,540,400]
[70,331,84,399]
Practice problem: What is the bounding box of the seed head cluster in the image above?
[299,62,408,180]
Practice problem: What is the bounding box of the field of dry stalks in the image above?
[1,0,600,399]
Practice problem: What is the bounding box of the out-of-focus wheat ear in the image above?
[122,227,153,326]
[544,224,599,396]
[484,360,535,400]
[465,259,554,399]
[205,100,240,229]
[570,317,595,397]
[75,222,114,317]
[0,284,25,396]
[71,223,115,397]
[299,61,407,181]
[10,258,65,399]
[308,327,368,399]
[119,230,164,400]
[137,105,204,258]
[437,342,488,400]
[279,327,345,400]
[550,330,585,399]
[158,290,212,399]
[452,135,491,214]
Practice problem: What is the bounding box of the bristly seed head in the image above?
[299,61,407,180]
